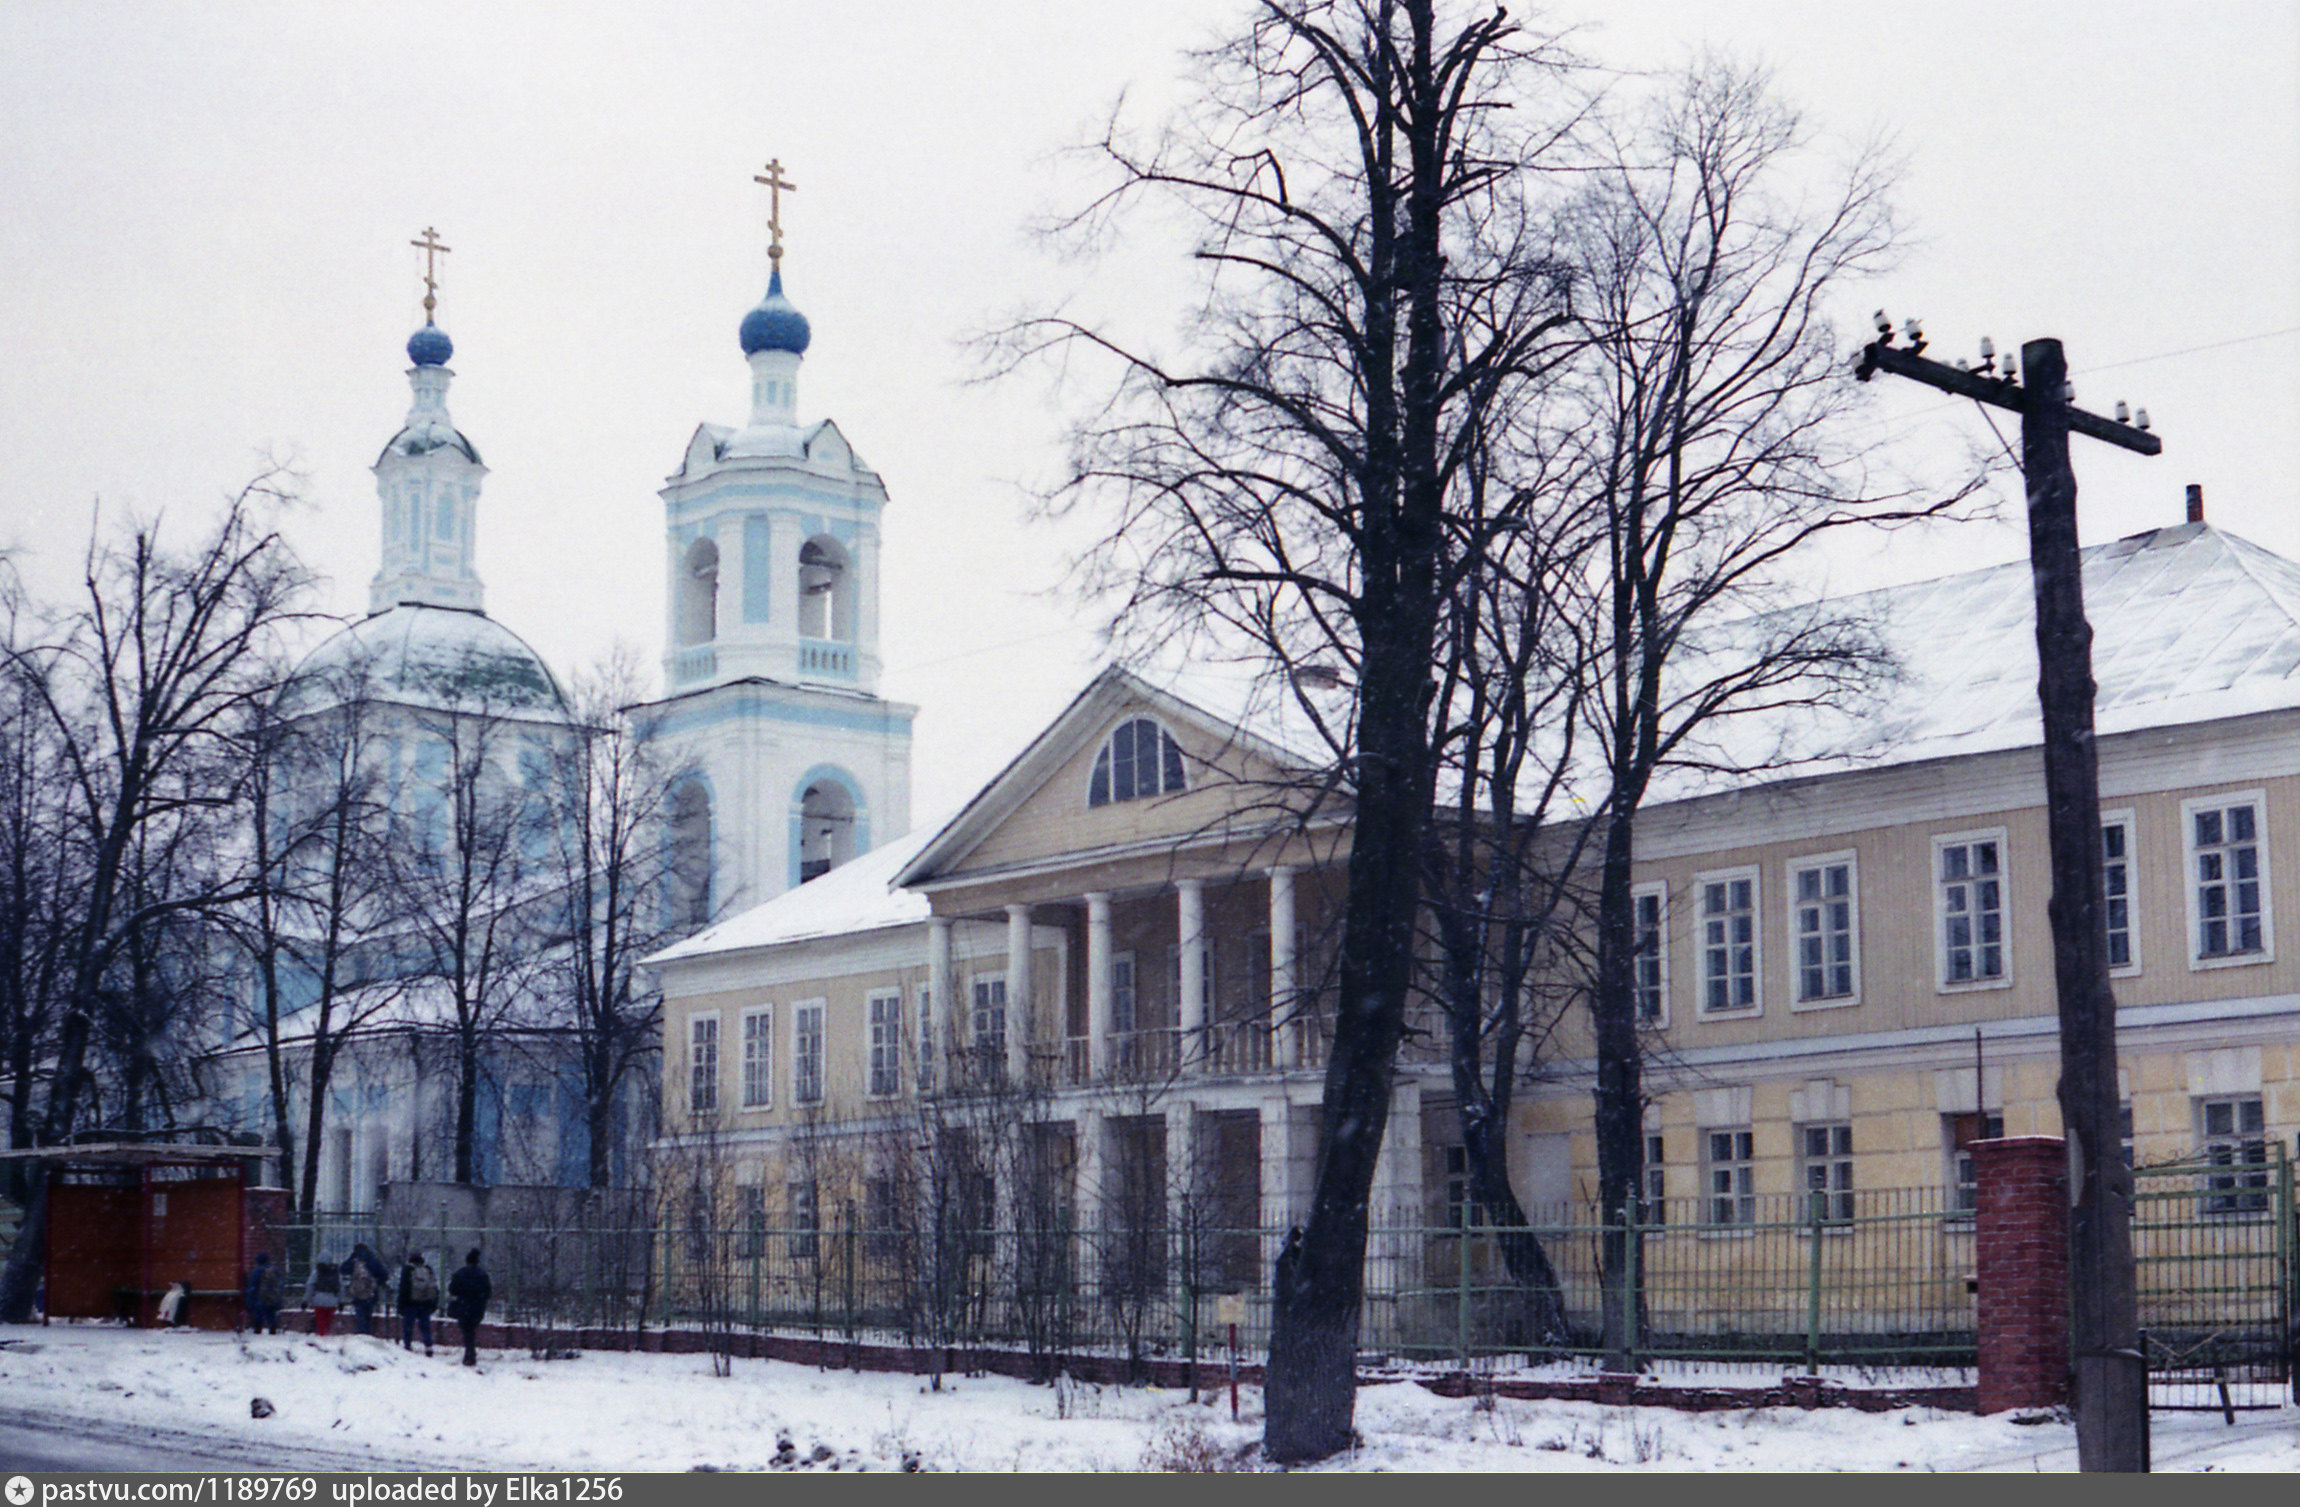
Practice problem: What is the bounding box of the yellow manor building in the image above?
[647,515,2299,1286]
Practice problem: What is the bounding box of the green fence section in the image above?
[265,1185,1989,1378]
[2134,1145,2294,1411]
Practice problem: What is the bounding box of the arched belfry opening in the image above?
[678,537,720,646]
[797,537,850,642]
[798,780,856,883]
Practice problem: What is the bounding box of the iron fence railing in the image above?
[2134,1145,2294,1411]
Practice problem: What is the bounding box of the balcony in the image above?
[671,644,716,685]
[798,638,855,680]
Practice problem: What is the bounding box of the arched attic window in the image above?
[678,538,719,646]
[799,780,856,883]
[798,538,849,641]
[1089,718,1186,807]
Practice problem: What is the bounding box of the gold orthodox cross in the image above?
[411,226,451,318]
[754,158,796,269]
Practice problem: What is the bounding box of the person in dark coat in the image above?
[398,1251,439,1355]
[243,1252,283,1335]
[342,1243,389,1336]
[445,1248,491,1367]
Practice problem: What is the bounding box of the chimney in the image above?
[2186,483,2204,525]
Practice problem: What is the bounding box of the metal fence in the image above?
[2135,1145,2294,1411]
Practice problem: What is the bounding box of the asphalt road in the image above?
[0,1408,450,1475]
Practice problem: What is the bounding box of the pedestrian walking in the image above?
[342,1243,388,1336]
[445,1248,491,1367]
[399,1251,439,1355]
[307,1253,342,1336]
[243,1252,283,1334]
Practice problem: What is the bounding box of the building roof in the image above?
[645,814,949,967]
[281,603,568,718]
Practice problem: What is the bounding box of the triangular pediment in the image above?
[895,666,1323,891]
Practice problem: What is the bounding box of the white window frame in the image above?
[1632,881,1669,1028]
[1945,1111,2006,1216]
[1786,851,1860,1011]
[914,986,935,1095]
[2182,791,2274,970]
[1695,866,1762,1018]
[970,973,1007,1064]
[2197,1094,2271,1216]
[866,991,902,1100]
[687,1011,720,1118]
[2101,810,2140,978]
[1796,1121,1855,1225]
[1642,1132,1667,1226]
[1702,1128,1755,1227]
[1111,950,1138,1036]
[792,999,826,1107]
[1933,828,2011,991]
[739,1004,773,1110]
[1086,717,1188,807]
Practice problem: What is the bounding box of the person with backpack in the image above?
[243,1252,283,1334]
[307,1252,343,1336]
[342,1244,388,1336]
[445,1248,491,1368]
[399,1251,439,1355]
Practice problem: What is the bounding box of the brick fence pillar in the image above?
[1972,1135,2069,1414]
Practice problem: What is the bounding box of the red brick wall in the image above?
[1972,1136,2068,1413]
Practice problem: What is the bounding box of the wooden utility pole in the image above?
[1857,323,2160,1472]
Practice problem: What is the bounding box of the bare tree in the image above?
[0,475,315,1321]
[1011,1,1581,1457]
[1557,61,1979,1364]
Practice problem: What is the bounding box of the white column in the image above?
[1086,892,1113,1079]
[926,916,952,1092]
[1259,1098,1298,1231]
[1075,1107,1106,1283]
[1165,1101,1198,1213]
[1177,879,1206,1072]
[1376,1080,1424,1284]
[1005,904,1033,1082]
[1268,865,1298,1068]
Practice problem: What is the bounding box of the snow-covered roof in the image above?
[282,604,567,719]
[646,814,950,966]
[1668,522,2300,797]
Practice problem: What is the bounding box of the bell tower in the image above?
[647,161,915,920]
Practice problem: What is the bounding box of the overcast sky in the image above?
[3,1,2294,820]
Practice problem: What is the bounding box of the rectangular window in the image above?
[865,1175,903,1260]
[1111,952,1137,1035]
[736,1184,764,1260]
[916,988,935,1095]
[740,1006,773,1109]
[1643,1133,1667,1225]
[1704,1129,1754,1225]
[2187,795,2270,963]
[2199,1095,2269,1215]
[1632,883,1668,1025]
[1798,1123,1854,1223]
[1947,1111,2005,1212]
[1790,855,1858,1005]
[1699,870,1759,1014]
[1441,1145,1486,1230]
[971,975,1006,1067]
[793,1001,825,1106]
[868,993,902,1099]
[687,1013,719,1117]
[1936,832,2007,987]
[787,1180,818,1262]
[2102,814,2137,973]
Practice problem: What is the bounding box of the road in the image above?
[0,1408,452,1474]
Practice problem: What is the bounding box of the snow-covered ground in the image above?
[0,1325,2293,1472]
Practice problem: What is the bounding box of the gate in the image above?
[2133,1144,2293,1411]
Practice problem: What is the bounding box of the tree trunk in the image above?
[1591,803,1644,1369]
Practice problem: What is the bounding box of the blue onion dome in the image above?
[738,268,811,356]
[407,321,454,367]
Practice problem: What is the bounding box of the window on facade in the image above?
[1700,873,1758,1014]
[915,988,935,1095]
[1938,835,2005,985]
[1705,1130,1755,1225]
[865,1175,903,1260]
[1088,718,1186,807]
[868,994,901,1099]
[793,1002,825,1106]
[787,1180,818,1262]
[797,538,848,641]
[1947,1111,2005,1213]
[2200,1095,2270,1215]
[684,1185,712,1264]
[1799,1123,1855,1223]
[1633,884,1667,1024]
[677,537,719,646]
[798,781,855,883]
[688,1014,719,1118]
[1441,1145,1487,1230]
[735,1184,764,1260]
[2191,799,2266,959]
[669,782,713,929]
[1112,953,1137,1036]
[971,976,1006,1069]
[2103,816,2135,971]
[1643,1133,1667,1225]
[740,1006,772,1109]
[1791,858,1856,1004]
